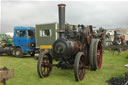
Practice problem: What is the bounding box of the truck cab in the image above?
[13,26,36,57]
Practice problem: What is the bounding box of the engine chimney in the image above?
[58,4,66,38]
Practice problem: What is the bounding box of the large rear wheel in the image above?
[37,52,53,78]
[89,39,102,70]
[93,39,102,70]
[74,52,86,81]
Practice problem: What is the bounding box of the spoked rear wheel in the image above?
[94,39,102,69]
[89,39,102,71]
[74,52,86,81]
[37,52,53,78]
[89,39,102,70]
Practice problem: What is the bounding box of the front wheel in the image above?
[15,48,23,58]
[37,52,53,78]
[74,52,86,81]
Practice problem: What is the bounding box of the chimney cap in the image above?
[58,4,66,7]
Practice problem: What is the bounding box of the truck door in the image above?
[14,30,28,53]
[19,30,28,52]
[28,30,35,48]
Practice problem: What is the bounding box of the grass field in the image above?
[0,50,128,85]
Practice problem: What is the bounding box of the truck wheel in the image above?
[30,52,35,56]
[37,52,53,78]
[89,39,96,70]
[74,52,86,81]
[15,48,23,58]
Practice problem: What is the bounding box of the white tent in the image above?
[5,32,13,38]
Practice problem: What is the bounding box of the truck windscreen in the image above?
[28,30,34,38]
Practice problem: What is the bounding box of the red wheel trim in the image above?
[96,43,102,69]
[78,55,86,80]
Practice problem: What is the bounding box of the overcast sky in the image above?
[1,1,128,33]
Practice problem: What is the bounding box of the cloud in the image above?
[1,1,128,33]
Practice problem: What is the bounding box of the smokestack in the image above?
[58,4,66,38]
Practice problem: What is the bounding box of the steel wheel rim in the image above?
[16,50,20,56]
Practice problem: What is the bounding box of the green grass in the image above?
[0,50,128,85]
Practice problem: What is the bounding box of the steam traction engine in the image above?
[37,4,103,81]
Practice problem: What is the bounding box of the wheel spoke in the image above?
[79,69,85,80]
[78,55,86,80]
